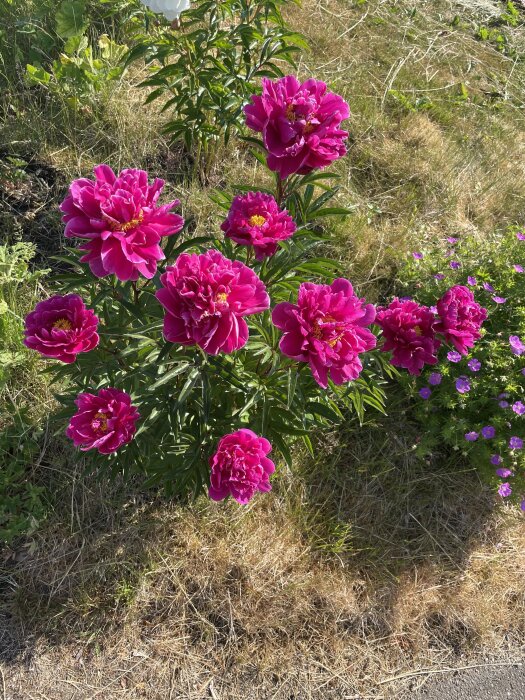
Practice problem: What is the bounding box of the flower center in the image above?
[106,211,145,233]
[303,121,314,135]
[312,315,342,343]
[92,411,109,434]
[413,325,422,336]
[328,332,344,348]
[286,103,296,122]
[249,214,266,227]
[53,318,72,331]
[215,292,228,305]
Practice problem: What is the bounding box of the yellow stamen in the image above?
[93,412,108,433]
[312,319,323,339]
[216,292,228,304]
[328,333,344,348]
[414,325,423,336]
[106,211,144,233]
[249,214,266,227]
[53,318,72,331]
[303,121,314,135]
[312,316,343,345]
[286,103,296,122]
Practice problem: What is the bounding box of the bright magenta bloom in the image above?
[209,429,275,504]
[376,299,440,376]
[272,279,376,388]
[220,191,296,260]
[435,285,487,355]
[156,249,269,355]
[244,76,349,179]
[60,165,184,281]
[24,294,99,364]
[67,388,139,454]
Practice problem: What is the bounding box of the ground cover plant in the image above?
[2,0,525,698]
[398,227,525,507]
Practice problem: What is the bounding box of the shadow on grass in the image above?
[0,411,504,698]
[293,412,494,578]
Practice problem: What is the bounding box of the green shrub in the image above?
[127,0,307,162]
[0,0,140,106]
[398,227,525,508]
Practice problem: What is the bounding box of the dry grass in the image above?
[2,0,525,698]
[2,419,525,699]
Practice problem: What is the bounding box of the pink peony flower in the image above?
[209,429,275,504]
[244,75,349,179]
[272,279,376,388]
[60,165,184,281]
[376,299,440,376]
[221,191,296,260]
[156,249,269,355]
[435,285,487,355]
[23,294,99,364]
[66,388,139,454]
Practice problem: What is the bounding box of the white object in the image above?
[141,0,191,21]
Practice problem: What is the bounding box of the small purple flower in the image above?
[465,431,479,442]
[467,276,477,286]
[490,455,502,465]
[521,500,525,512]
[492,296,507,304]
[482,282,494,292]
[481,426,495,438]
[428,372,442,386]
[517,231,525,241]
[498,392,510,399]
[512,401,525,416]
[412,252,423,260]
[429,305,438,314]
[456,376,470,394]
[499,400,509,408]
[450,261,461,270]
[510,336,525,356]
[496,467,512,478]
[434,273,446,281]
[467,358,481,372]
[447,350,462,363]
[447,237,459,245]
[514,265,524,273]
[419,387,432,400]
[509,436,523,450]
[498,482,512,498]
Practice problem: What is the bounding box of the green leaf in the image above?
[56,0,87,38]
[148,363,191,391]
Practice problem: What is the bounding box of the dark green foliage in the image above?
[128,0,307,157]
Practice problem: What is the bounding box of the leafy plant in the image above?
[397,227,525,507]
[26,33,129,108]
[0,0,140,105]
[0,410,46,543]
[0,242,47,390]
[127,0,307,166]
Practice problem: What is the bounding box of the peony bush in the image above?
[398,228,525,509]
[24,76,396,502]
[24,75,497,507]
